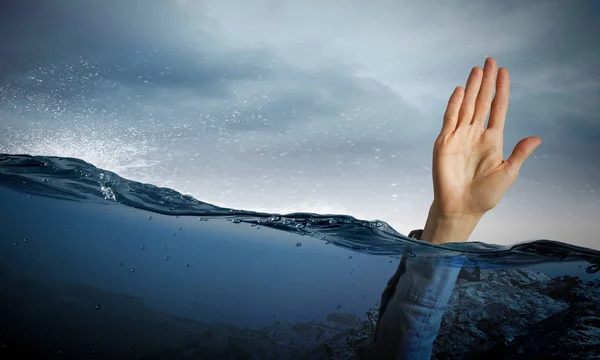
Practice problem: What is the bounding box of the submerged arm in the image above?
[361,204,475,359]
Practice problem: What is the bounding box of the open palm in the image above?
[431,57,542,220]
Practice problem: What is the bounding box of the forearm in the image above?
[363,235,467,359]
[420,202,482,244]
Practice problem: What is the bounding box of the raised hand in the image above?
[423,57,542,243]
[433,57,542,220]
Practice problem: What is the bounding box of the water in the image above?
[0,153,599,359]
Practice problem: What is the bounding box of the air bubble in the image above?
[148,216,153,220]
[141,246,146,250]
[232,219,242,223]
[295,243,302,247]
[165,256,170,261]
[185,263,190,267]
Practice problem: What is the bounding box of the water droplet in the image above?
[192,300,196,305]
[348,256,353,259]
[376,222,383,227]
[130,268,135,273]
[95,304,101,310]
[251,223,257,227]
[23,238,28,243]
[325,241,331,245]
[148,216,153,220]
[409,252,416,257]
[162,246,167,250]
[295,243,302,247]
[141,246,146,250]
[329,219,337,224]
[296,223,306,229]
[336,305,341,309]
[13,242,18,246]
[185,263,190,267]
[270,216,281,222]
[232,218,242,224]
[178,227,182,231]
[69,225,73,228]
[165,256,170,261]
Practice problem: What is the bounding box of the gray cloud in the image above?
[0,0,599,248]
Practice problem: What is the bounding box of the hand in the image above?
[431,57,542,222]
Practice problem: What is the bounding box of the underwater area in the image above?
[1,153,599,359]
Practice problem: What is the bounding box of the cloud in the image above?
[0,0,599,247]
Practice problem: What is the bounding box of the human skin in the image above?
[421,57,542,245]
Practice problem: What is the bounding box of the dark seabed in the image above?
[1,154,599,359]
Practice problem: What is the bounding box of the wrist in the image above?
[420,203,482,244]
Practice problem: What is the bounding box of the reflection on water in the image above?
[1,154,599,359]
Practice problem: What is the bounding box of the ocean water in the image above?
[0,153,599,359]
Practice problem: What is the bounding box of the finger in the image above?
[487,67,510,131]
[472,57,498,127]
[440,86,464,135]
[504,136,542,180]
[457,66,483,128]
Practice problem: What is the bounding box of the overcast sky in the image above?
[1,0,599,249]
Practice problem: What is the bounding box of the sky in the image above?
[0,0,599,249]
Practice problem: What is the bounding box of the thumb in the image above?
[505,136,542,179]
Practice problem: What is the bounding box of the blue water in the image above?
[1,153,599,359]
